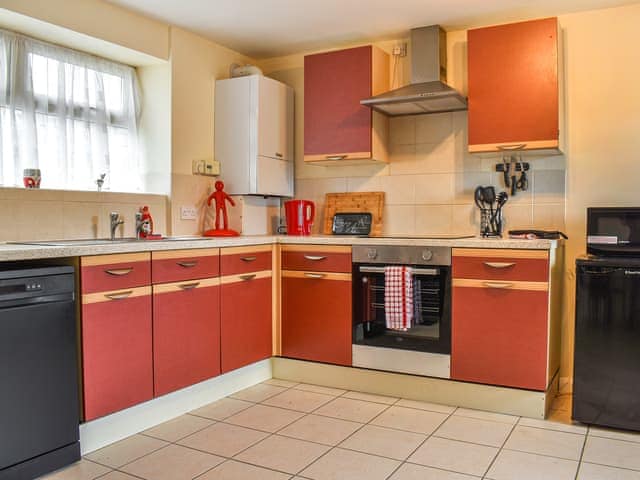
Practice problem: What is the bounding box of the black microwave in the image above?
[587,207,640,257]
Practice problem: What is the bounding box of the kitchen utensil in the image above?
[285,200,315,235]
[516,170,529,191]
[323,192,384,236]
[332,212,372,236]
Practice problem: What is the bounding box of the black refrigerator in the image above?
[573,256,640,431]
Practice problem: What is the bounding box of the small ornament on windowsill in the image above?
[203,180,239,237]
[96,173,106,192]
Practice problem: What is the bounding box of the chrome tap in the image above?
[135,212,148,240]
[109,212,124,240]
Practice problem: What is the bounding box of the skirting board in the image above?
[79,359,272,455]
[272,357,552,419]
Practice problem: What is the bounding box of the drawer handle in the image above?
[325,155,347,161]
[177,261,198,268]
[496,144,526,151]
[239,274,257,281]
[275,152,284,158]
[104,267,133,276]
[240,256,257,262]
[303,255,327,261]
[104,290,133,300]
[179,282,200,290]
[484,262,516,269]
[483,281,514,289]
[304,272,326,279]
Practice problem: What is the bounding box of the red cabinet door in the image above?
[451,285,548,391]
[153,279,221,396]
[281,272,352,366]
[82,287,153,420]
[304,46,372,160]
[221,274,272,373]
[468,17,558,152]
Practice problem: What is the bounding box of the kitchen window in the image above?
[0,28,142,192]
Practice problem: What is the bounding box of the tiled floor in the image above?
[41,381,640,480]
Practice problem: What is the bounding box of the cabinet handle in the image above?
[496,144,526,151]
[325,155,347,161]
[303,255,327,261]
[178,282,200,290]
[239,274,257,281]
[483,281,514,289]
[104,290,133,300]
[177,261,198,268]
[240,256,257,262]
[104,267,133,276]
[484,262,516,269]
[304,272,326,279]
[275,152,284,158]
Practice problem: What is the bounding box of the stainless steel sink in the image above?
[9,236,213,247]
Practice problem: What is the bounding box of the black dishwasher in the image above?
[0,266,80,480]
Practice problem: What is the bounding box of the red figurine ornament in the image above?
[204,180,240,237]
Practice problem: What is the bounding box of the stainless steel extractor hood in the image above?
[361,25,467,116]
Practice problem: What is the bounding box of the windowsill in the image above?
[0,186,168,202]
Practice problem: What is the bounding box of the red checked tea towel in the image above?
[384,266,414,331]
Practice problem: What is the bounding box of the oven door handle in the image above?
[358,266,439,276]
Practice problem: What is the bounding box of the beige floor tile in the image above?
[300,447,400,480]
[578,462,640,479]
[230,383,287,402]
[435,415,513,447]
[395,399,456,414]
[225,404,304,432]
[92,473,138,480]
[85,434,168,468]
[262,388,335,412]
[486,449,578,480]
[264,378,299,388]
[504,425,585,460]
[235,435,330,474]
[197,459,291,480]
[582,435,640,470]
[190,397,253,420]
[278,414,363,445]
[342,391,399,405]
[294,383,347,396]
[339,424,426,460]
[518,416,587,435]
[177,422,268,457]
[389,463,478,480]
[453,408,519,425]
[371,406,449,435]
[408,436,498,477]
[38,459,111,479]
[590,426,640,444]
[315,397,389,423]
[120,444,223,480]
[142,414,213,442]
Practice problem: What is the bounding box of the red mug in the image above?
[284,200,315,235]
[23,168,41,189]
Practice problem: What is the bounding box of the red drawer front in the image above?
[221,277,272,373]
[153,284,221,396]
[221,251,272,276]
[282,274,352,366]
[282,251,351,273]
[152,255,219,284]
[82,294,153,420]
[451,286,548,391]
[81,258,150,294]
[453,256,548,282]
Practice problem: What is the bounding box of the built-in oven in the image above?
[587,207,640,257]
[352,245,451,378]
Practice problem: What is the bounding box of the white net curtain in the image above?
[0,28,142,192]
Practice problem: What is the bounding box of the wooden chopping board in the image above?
[323,192,385,236]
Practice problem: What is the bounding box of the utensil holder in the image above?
[480,208,503,238]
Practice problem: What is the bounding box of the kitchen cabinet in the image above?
[467,17,561,154]
[215,75,294,196]
[80,252,154,421]
[304,45,389,165]
[451,248,553,391]
[281,245,352,366]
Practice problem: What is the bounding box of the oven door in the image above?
[352,264,451,354]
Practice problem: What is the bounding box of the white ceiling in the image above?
[107,0,638,58]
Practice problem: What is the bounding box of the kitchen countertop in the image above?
[0,235,560,262]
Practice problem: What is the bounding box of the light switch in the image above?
[180,206,197,220]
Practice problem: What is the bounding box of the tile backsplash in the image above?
[294,112,566,236]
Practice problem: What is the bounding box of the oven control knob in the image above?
[421,249,433,261]
[367,248,378,260]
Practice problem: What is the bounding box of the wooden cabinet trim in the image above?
[282,270,351,281]
[152,277,220,294]
[220,245,272,256]
[304,151,371,162]
[281,245,351,254]
[82,285,151,304]
[81,252,149,266]
[453,248,549,260]
[453,278,548,291]
[220,270,272,285]
[152,248,219,260]
[468,139,559,153]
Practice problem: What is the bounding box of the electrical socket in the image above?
[192,159,220,176]
[180,206,197,220]
[392,43,408,57]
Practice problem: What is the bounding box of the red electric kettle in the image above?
[284,200,315,235]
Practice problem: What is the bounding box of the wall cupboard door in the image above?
[82,287,153,421]
[221,272,272,373]
[281,271,352,366]
[152,279,221,396]
[467,17,560,153]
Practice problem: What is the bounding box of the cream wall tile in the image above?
[451,204,479,235]
[0,199,17,241]
[533,169,566,203]
[502,204,534,230]
[415,205,453,234]
[347,176,383,193]
[15,201,64,241]
[414,174,455,205]
[390,116,416,145]
[416,112,453,144]
[380,175,415,205]
[533,203,566,230]
[490,172,532,206]
[62,203,100,239]
[383,205,415,235]
[453,172,492,204]
[408,139,457,175]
